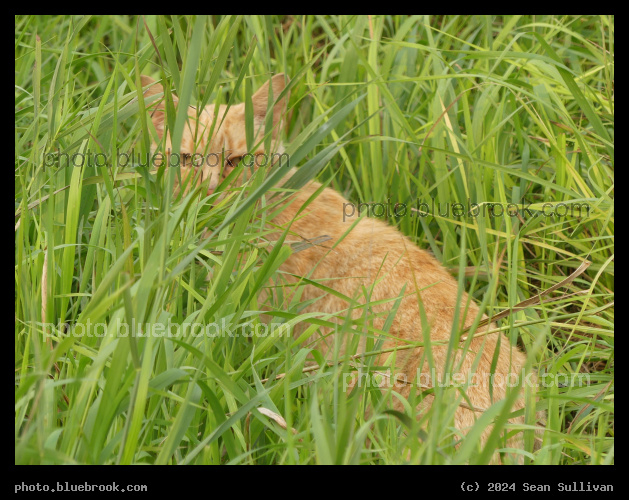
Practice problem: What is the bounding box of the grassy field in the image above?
[15,15,613,465]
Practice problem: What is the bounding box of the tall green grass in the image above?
[15,15,613,464]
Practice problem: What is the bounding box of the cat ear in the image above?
[141,75,160,97]
[140,75,179,104]
[140,75,178,137]
[251,73,290,131]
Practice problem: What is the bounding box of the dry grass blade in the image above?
[256,407,298,435]
[289,234,332,253]
[465,260,592,333]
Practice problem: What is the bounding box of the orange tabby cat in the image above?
[141,73,539,462]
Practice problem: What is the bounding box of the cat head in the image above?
[140,73,289,195]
